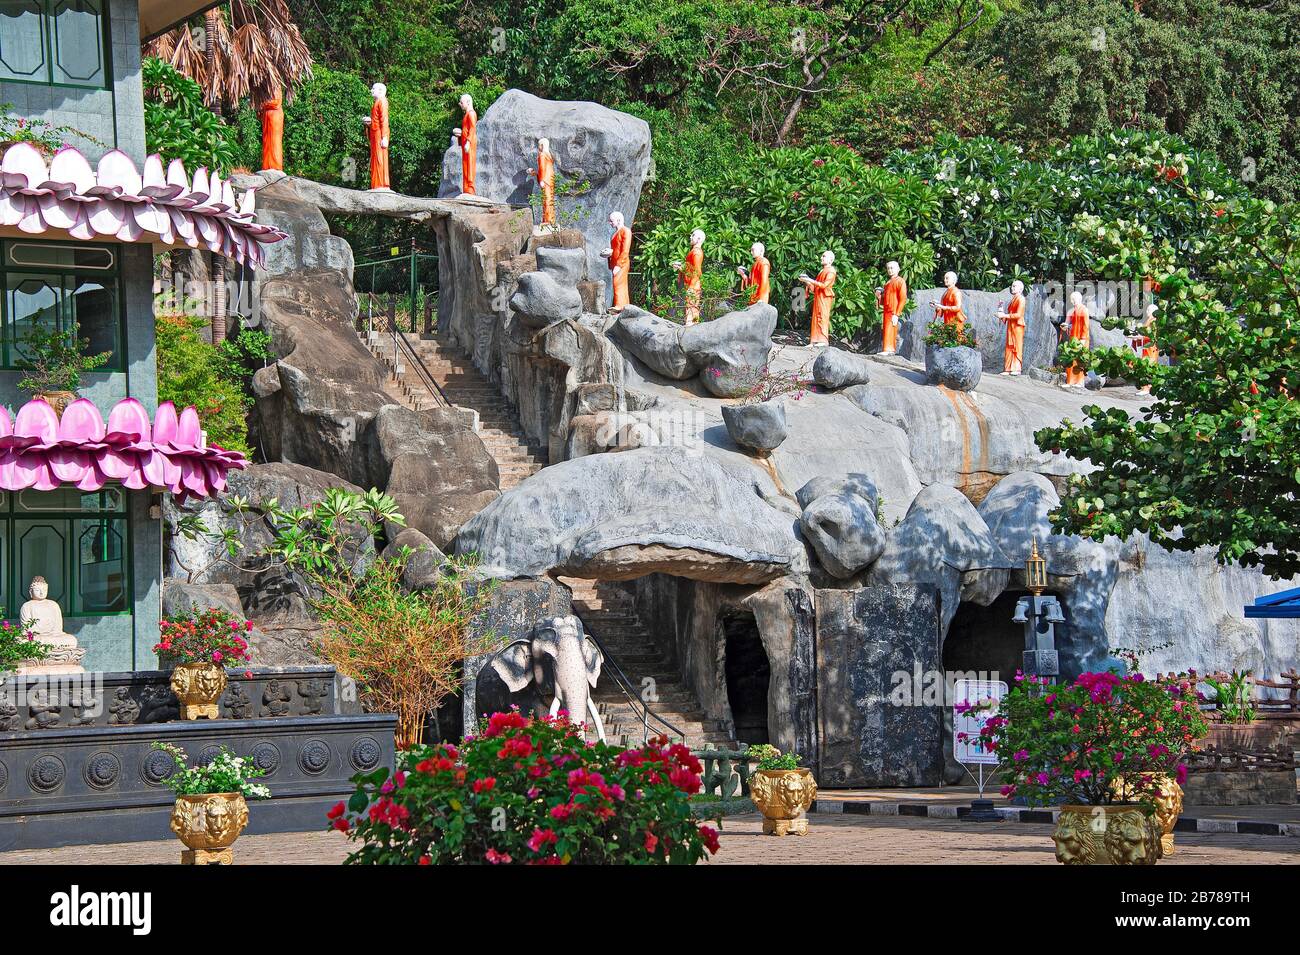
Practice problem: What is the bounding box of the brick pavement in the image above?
[2,812,1296,865]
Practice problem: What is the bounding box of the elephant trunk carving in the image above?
[489,615,606,741]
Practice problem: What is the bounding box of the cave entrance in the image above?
[943,590,1049,689]
[722,612,770,746]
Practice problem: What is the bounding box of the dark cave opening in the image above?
[722,612,770,746]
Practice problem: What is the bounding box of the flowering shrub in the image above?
[924,319,977,350]
[154,607,253,666]
[331,711,721,865]
[745,743,801,771]
[967,672,1207,808]
[0,617,46,672]
[151,742,271,799]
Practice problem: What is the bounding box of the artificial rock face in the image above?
[811,347,872,390]
[722,402,788,454]
[509,270,583,329]
[796,473,887,579]
[437,89,651,303]
[925,345,983,391]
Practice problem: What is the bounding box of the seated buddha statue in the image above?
[17,576,85,674]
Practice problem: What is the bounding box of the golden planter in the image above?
[749,768,817,836]
[1052,805,1163,865]
[1110,774,1184,856]
[169,792,250,865]
[169,662,227,720]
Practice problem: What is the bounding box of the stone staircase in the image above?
[357,329,547,490]
[561,577,736,749]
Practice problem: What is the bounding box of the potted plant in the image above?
[154,607,253,720]
[744,743,817,836]
[0,106,99,156]
[331,711,721,864]
[153,742,270,865]
[0,616,47,674]
[923,320,982,391]
[15,325,112,415]
[716,351,810,455]
[969,671,1206,864]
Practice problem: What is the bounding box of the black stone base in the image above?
[0,713,395,850]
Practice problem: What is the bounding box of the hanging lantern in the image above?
[1026,537,1048,595]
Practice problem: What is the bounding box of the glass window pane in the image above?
[51,0,102,87]
[69,276,117,363]
[17,487,122,512]
[7,272,61,361]
[17,520,66,607]
[76,517,124,612]
[7,243,114,270]
[0,0,47,82]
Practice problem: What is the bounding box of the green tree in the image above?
[969,0,1300,200]
[142,58,237,174]
[1036,144,1300,579]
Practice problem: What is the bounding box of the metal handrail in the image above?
[365,292,453,410]
[583,627,687,746]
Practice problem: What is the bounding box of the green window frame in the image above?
[0,0,110,89]
[0,487,132,620]
[1,239,125,372]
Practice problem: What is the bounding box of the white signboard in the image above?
[952,678,1007,766]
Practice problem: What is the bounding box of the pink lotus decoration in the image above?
[0,143,287,268]
[0,397,247,502]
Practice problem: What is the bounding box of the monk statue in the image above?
[362,82,391,191]
[17,576,85,674]
[997,279,1027,375]
[530,137,555,228]
[737,242,771,306]
[1061,290,1091,388]
[799,250,837,347]
[600,211,632,311]
[451,93,478,196]
[933,270,966,334]
[876,260,907,355]
[259,95,284,172]
[672,229,705,325]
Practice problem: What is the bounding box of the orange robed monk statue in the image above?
[799,250,837,347]
[260,96,284,172]
[1135,302,1158,394]
[600,211,632,311]
[736,242,771,305]
[997,279,1027,375]
[933,270,965,334]
[451,93,478,196]
[1061,290,1091,388]
[362,82,391,191]
[672,229,705,324]
[529,137,556,228]
[876,260,906,355]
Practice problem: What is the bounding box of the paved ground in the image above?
[3,812,1296,865]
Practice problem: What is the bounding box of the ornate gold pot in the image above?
[1109,774,1184,856]
[749,768,817,836]
[35,391,76,416]
[169,792,249,865]
[1052,804,1163,865]
[169,662,227,720]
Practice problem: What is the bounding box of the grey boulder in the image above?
[812,347,872,390]
[438,89,651,304]
[510,270,583,329]
[454,445,801,583]
[925,345,982,391]
[722,401,788,453]
[383,526,446,591]
[797,474,887,579]
[535,245,587,286]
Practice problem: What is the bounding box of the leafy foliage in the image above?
[151,742,271,799]
[155,306,264,455]
[1035,153,1300,579]
[14,325,111,396]
[924,319,976,349]
[0,105,102,154]
[332,711,721,864]
[744,743,801,771]
[0,618,46,672]
[143,58,239,175]
[969,671,1206,808]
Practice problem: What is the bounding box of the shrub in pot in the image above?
[153,742,270,865]
[715,352,810,455]
[14,324,112,415]
[154,607,253,720]
[745,743,817,836]
[968,671,1206,864]
[923,320,981,391]
[331,711,721,865]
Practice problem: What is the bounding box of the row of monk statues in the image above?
[257,94,1155,386]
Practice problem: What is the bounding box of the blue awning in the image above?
[1245,587,1300,619]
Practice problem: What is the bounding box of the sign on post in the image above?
[952,678,1007,766]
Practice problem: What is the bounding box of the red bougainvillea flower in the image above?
[472,777,496,794]
[485,848,512,864]
[644,831,658,853]
[327,801,346,820]
[698,825,720,854]
[527,828,559,853]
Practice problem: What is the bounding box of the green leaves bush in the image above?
[143,58,237,175]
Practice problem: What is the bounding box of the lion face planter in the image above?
[169,793,250,865]
[1052,805,1163,865]
[749,768,817,836]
